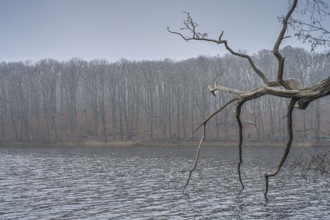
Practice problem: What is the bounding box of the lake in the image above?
[0,145,329,219]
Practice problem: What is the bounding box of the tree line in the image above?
[0,46,329,144]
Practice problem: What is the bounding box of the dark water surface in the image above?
[0,145,329,219]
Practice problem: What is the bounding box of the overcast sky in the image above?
[0,0,316,62]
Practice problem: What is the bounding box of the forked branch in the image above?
[290,0,330,50]
[172,0,330,199]
[167,13,270,85]
[273,0,298,90]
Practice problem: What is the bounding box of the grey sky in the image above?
[0,0,314,62]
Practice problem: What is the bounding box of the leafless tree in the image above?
[168,0,330,199]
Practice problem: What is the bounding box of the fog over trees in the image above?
[0,46,329,144]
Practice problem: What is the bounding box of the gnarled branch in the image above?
[167,12,270,85]
[173,0,330,199]
[264,98,297,200]
[273,0,298,90]
[236,100,246,190]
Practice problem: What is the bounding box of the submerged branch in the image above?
[264,98,297,200]
[291,150,330,178]
[236,101,245,190]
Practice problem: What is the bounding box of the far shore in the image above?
[0,139,328,148]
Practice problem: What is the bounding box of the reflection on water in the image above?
[0,145,329,219]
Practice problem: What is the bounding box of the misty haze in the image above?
[0,0,330,219]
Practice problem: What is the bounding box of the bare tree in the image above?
[168,0,330,199]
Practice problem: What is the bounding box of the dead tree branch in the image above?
[236,100,246,190]
[169,0,330,199]
[290,0,330,50]
[292,150,330,178]
[273,0,298,89]
[193,98,237,133]
[183,125,206,192]
[167,12,270,85]
[264,98,297,200]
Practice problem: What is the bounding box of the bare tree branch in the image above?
[183,125,206,192]
[292,150,330,178]
[273,0,298,90]
[167,13,270,85]
[236,100,245,190]
[171,0,330,199]
[264,98,297,200]
[193,98,237,133]
[290,0,330,50]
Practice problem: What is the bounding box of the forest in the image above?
[0,46,329,144]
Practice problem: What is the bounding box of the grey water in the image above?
[0,145,329,219]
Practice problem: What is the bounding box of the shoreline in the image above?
[0,139,328,148]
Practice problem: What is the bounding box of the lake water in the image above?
[0,145,329,219]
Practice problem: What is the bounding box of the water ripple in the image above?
[0,146,329,219]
